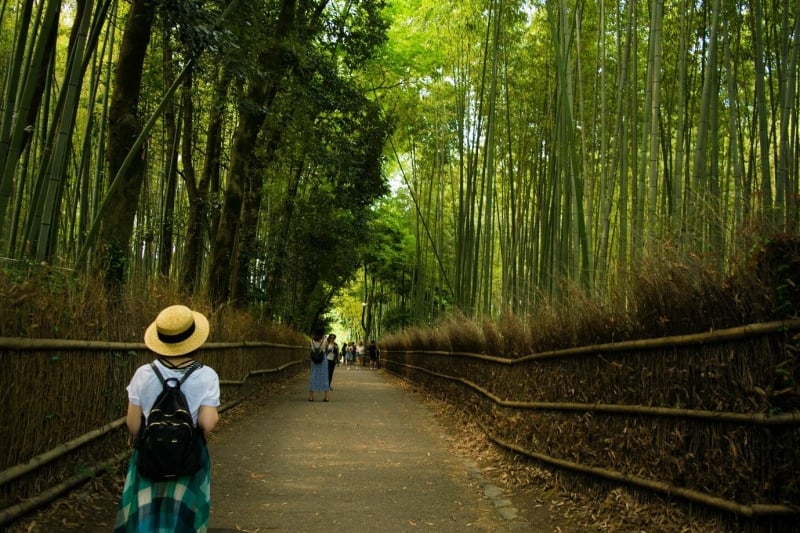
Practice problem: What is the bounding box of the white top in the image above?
[127,359,221,425]
[325,340,338,361]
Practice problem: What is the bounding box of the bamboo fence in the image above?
[3,319,799,526]
[381,319,800,523]
[0,339,307,526]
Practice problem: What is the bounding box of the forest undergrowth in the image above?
[0,266,304,345]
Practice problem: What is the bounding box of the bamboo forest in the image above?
[1,0,799,336]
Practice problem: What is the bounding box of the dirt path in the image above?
[207,366,543,531]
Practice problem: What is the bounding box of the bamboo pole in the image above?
[517,319,800,363]
[220,359,306,385]
[0,394,252,527]
[386,360,800,426]
[0,358,304,494]
[385,364,800,518]
[4,317,794,357]
[0,450,130,527]
[386,318,800,364]
[0,418,126,487]
[471,418,800,518]
[0,337,307,351]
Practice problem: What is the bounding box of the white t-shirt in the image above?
[325,340,338,361]
[127,359,221,425]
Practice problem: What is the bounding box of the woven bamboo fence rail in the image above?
[0,339,307,526]
[382,319,800,521]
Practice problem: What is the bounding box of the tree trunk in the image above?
[181,67,227,295]
[208,0,297,306]
[232,107,292,306]
[95,0,156,286]
[208,98,262,306]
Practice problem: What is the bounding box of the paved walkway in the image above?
[207,365,534,532]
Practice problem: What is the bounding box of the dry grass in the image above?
[381,234,800,355]
[0,265,303,345]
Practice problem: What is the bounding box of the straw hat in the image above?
[144,305,209,356]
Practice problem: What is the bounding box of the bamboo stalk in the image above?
[0,450,130,526]
[249,360,306,376]
[387,366,799,517]
[5,317,795,356]
[221,359,307,385]
[219,398,244,413]
[471,417,799,518]
[0,418,126,487]
[519,319,800,362]
[0,337,307,351]
[385,360,800,426]
[0,359,304,490]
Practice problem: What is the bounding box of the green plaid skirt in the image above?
[113,444,211,532]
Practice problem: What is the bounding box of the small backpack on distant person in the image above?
[136,362,203,480]
[310,346,325,364]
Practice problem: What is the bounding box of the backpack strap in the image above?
[150,361,202,387]
[179,361,202,385]
[150,362,166,385]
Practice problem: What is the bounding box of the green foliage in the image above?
[243,1,395,328]
[331,0,391,69]
[3,0,800,339]
[158,0,226,52]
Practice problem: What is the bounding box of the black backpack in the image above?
[310,346,325,364]
[136,362,203,480]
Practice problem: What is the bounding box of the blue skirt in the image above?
[114,444,211,532]
[309,359,330,391]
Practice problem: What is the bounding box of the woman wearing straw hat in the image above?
[114,305,220,532]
